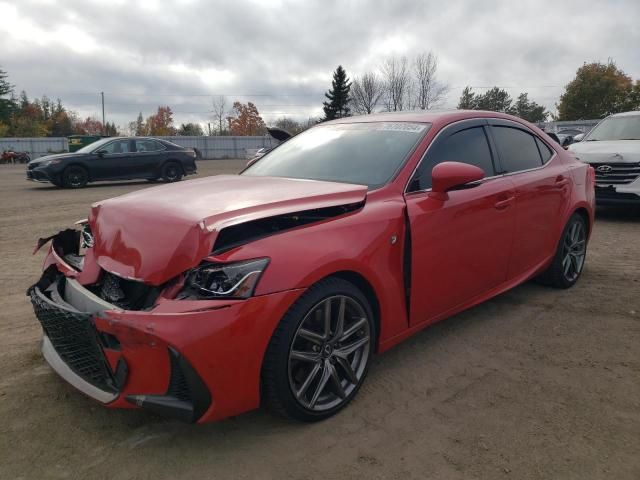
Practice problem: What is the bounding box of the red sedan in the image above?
[29,111,595,423]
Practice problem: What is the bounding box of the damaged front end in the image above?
[26,177,368,422]
[28,224,213,422]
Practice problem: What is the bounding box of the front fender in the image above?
[213,196,410,344]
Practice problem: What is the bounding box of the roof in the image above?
[324,109,530,126]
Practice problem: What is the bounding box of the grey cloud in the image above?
[1,0,639,128]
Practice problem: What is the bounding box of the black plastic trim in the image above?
[125,347,212,423]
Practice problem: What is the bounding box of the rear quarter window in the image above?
[535,137,554,164]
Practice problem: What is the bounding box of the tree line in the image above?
[321,57,640,123]
[2,57,639,138]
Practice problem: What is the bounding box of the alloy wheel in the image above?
[66,167,87,188]
[288,295,371,412]
[165,165,180,181]
[562,219,586,282]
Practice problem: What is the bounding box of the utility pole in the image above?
[101,91,105,135]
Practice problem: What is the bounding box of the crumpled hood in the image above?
[569,140,640,164]
[89,174,368,285]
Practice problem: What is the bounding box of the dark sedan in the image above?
[27,137,198,188]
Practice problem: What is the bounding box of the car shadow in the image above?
[595,205,640,222]
[26,180,157,191]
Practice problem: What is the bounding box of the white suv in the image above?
[569,111,640,205]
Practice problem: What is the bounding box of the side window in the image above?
[99,140,131,154]
[413,126,494,191]
[535,137,554,164]
[135,140,164,152]
[492,126,543,173]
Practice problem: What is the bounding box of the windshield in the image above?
[242,122,429,188]
[75,138,113,154]
[585,115,640,141]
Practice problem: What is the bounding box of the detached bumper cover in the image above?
[27,273,212,422]
[28,248,303,423]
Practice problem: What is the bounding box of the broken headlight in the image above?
[184,258,269,299]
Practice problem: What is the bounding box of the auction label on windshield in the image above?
[376,122,428,132]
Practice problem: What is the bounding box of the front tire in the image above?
[537,213,588,288]
[262,277,375,422]
[62,165,88,188]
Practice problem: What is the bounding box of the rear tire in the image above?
[536,213,588,288]
[162,162,183,182]
[62,165,88,188]
[262,277,375,422]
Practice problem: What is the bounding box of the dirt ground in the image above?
[0,161,638,480]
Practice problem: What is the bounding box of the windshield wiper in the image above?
[618,138,640,140]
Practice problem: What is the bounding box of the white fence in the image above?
[0,138,68,159]
[0,136,279,160]
[159,136,279,159]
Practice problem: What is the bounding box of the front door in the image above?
[91,139,136,180]
[404,121,516,326]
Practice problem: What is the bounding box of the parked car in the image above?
[26,137,198,188]
[28,111,594,424]
[569,111,640,205]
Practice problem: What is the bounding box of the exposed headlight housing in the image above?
[183,258,269,299]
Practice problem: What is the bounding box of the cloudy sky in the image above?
[1,0,639,129]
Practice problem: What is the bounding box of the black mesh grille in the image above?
[29,287,116,393]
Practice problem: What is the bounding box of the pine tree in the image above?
[322,65,352,121]
[457,86,476,109]
[0,67,14,123]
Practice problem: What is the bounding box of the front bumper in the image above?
[26,167,54,183]
[595,186,640,205]
[29,248,302,423]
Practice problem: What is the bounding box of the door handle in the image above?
[494,196,515,210]
[555,176,569,187]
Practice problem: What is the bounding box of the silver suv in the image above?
[569,111,640,205]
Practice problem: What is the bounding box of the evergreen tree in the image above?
[0,67,14,123]
[457,86,476,109]
[322,65,351,121]
[513,93,547,122]
[134,112,146,135]
[475,87,514,113]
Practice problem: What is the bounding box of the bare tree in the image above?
[211,95,228,135]
[413,52,449,109]
[381,56,411,111]
[350,72,384,114]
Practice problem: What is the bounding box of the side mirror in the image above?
[96,149,107,156]
[430,161,485,200]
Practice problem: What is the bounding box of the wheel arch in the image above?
[328,270,381,351]
[573,206,591,236]
[161,158,185,174]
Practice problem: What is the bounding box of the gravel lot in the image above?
[0,161,638,480]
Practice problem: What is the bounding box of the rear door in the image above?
[405,120,516,325]
[91,139,135,180]
[134,139,168,178]
[487,120,571,279]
